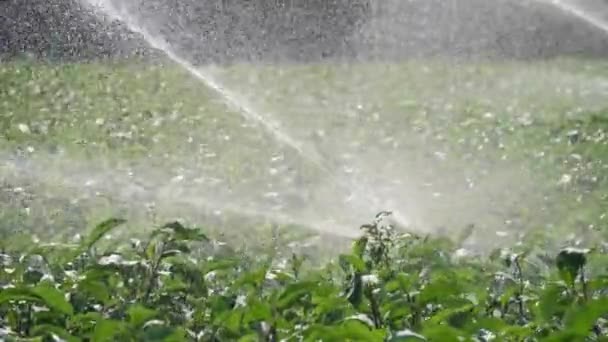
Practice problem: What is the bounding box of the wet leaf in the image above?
[74,218,126,257]
[128,304,158,327]
[159,221,209,242]
[429,304,475,328]
[352,236,368,258]
[537,283,570,322]
[556,248,588,286]
[339,254,366,273]
[388,328,427,341]
[243,300,272,322]
[560,298,608,339]
[32,282,74,316]
[421,325,463,342]
[277,281,317,309]
[346,272,363,307]
[93,319,128,341]
[141,324,187,342]
[0,284,73,316]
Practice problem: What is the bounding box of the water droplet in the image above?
[17,123,30,134]
[558,174,572,185]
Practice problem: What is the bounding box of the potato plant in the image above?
[0,212,607,341]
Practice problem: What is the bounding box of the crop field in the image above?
[2,58,608,247]
[1,57,608,340]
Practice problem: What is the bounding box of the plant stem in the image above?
[580,266,588,302]
[366,288,383,329]
[514,258,525,321]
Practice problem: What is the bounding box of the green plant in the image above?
[0,213,606,341]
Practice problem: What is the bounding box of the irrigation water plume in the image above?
[83,0,305,158]
[2,153,360,239]
[81,0,413,231]
[535,0,608,35]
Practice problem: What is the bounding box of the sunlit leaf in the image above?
[306,321,385,341]
[128,304,158,327]
[141,324,187,342]
[421,325,463,342]
[243,300,272,322]
[344,314,375,328]
[93,319,128,341]
[388,328,427,341]
[352,236,368,258]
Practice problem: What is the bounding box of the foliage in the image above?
[1,213,607,341]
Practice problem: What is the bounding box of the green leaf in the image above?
[312,293,350,316]
[537,283,570,322]
[421,325,464,342]
[77,279,111,304]
[385,273,415,293]
[159,221,209,242]
[466,317,507,335]
[128,304,158,327]
[236,266,267,289]
[561,298,608,338]
[0,287,43,305]
[306,321,385,341]
[499,285,518,308]
[418,273,462,304]
[141,324,187,342]
[383,301,411,322]
[339,254,367,273]
[499,325,534,340]
[31,324,81,342]
[238,334,259,342]
[205,258,240,272]
[70,312,104,332]
[277,281,318,309]
[32,282,74,316]
[344,314,375,328]
[220,309,243,334]
[346,272,363,307]
[0,285,73,316]
[389,329,427,341]
[352,236,368,258]
[556,248,588,286]
[93,319,128,341]
[74,218,126,257]
[340,320,386,341]
[429,304,474,328]
[243,300,272,322]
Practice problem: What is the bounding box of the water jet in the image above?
[81,0,414,232]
